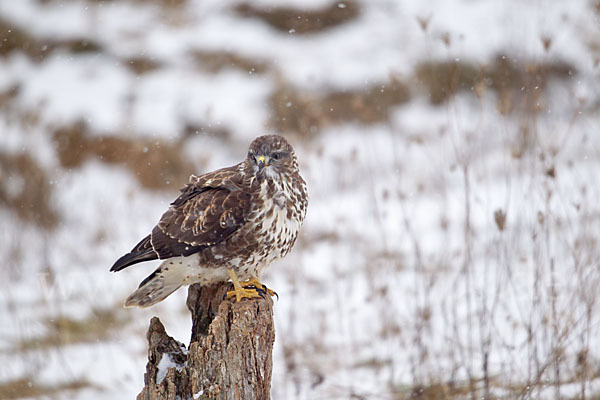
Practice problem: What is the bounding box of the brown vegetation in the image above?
[235,1,360,34]
[124,57,163,75]
[0,378,92,400]
[191,49,270,74]
[15,307,130,351]
[0,18,102,62]
[270,78,410,135]
[53,121,195,190]
[415,55,575,113]
[0,151,58,229]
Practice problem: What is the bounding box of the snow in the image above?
[193,389,204,399]
[156,353,186,385]
[1,0,600,398]
[17,54,133,132]
[132,69,272,138]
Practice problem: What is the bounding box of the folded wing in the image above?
[110,167,249,272]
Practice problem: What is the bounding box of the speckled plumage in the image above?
[111,135,308,307]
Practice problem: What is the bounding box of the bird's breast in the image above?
[252,180,303,256]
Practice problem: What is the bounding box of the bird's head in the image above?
[245,135,296,181]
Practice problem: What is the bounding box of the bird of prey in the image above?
[110,135,308,307]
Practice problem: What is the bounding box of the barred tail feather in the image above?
[124,263,183,308]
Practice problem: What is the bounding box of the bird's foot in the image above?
[225,269,278,302]
[224,277,279,302]
[241,277,279,300]
[225,286,265,302]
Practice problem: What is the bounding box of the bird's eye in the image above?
[272,152,281,160]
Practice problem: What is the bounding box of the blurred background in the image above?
[1,0,600,399]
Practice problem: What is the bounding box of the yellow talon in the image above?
[225,270,277,302]
[242,277,278,299]
[225,286,265,302]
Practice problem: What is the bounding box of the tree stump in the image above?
[136,283,275,400]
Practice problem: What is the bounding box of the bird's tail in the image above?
[110,235,157,272]
[124,261,184,308]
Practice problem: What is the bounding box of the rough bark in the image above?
[136,283,275,400]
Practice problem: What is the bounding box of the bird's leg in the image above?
[240,277,278,300]
[225,269,264,302]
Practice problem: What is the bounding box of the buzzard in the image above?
[110,135,308,307]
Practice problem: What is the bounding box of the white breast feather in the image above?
[257,181,302,262]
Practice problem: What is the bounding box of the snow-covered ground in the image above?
[1,0,599,398]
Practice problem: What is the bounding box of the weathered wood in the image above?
[136,283,275,400]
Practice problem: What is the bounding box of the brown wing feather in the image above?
[150,165,249,259]
[110,165,250,272]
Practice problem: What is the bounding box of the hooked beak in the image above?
[256,155,267,170]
